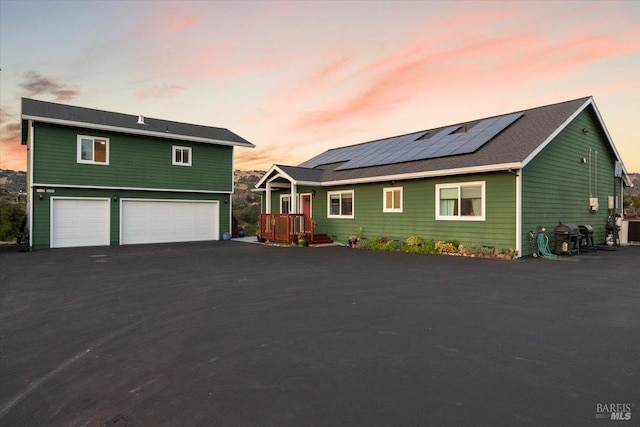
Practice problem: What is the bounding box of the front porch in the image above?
[259,213,333,245]
[254,165,333,245]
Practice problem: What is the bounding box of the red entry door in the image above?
[301,194,312,232]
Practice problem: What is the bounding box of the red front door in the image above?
[301,194,312,232]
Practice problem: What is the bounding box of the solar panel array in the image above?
[299,112,523,170]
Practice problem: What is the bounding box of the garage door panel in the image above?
[51,198,110,248]
[121,200,219,245]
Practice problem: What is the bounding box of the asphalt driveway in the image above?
[1,242,638,426]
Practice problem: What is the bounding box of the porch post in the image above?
[290,183,297,214]
[265,182,272,214]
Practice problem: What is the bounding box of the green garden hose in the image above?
[537,233,559,259]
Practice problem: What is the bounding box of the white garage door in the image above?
[51,198,110,248]
[121,199,219,245]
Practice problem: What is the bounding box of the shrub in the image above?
[384,240,404,252]
[405,236,425,247]
[435,240,458,254]
[363,237,403,252]
[459,243,481,256]
[363,237,386,251]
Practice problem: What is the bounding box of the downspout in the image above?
[515,169,522,258]
[28,120,34,250]
[229,149,234,237]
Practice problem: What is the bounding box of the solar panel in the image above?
[303,112,523,170]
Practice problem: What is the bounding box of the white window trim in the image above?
[435,181,486,221]
[327,190,354,219]
[77,135,109,165]
[280,194,291,213]
[172,145,192,166]
[383,187,403,213]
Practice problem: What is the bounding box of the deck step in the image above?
[312,234,333,244]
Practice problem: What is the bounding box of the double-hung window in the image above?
[280,195,291,213]
[173,146,192,166]
[383,187,403,212]
[77,135,109,165]
[327,190,354,218]
[436,181,485,220]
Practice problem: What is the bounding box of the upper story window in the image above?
[173,146,192,166]
[383,187,403,212]
[328,190,354,219]
[77,135,109,165]
[435,181,485,221]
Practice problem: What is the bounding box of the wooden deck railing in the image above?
[259,213,315,243]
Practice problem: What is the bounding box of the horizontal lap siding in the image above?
[33,124,232,192]
[32,188,229,250]
[301,173,516,250]
[521,108,617,255]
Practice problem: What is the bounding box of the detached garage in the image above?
[22,98,254,250]
[51,198,110,248]
[121,199,219,245]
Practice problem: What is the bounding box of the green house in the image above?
[21,98,254,250]
[255,97,632,257]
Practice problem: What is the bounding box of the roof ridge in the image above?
[320,96,592,152]
[21,97,233,132]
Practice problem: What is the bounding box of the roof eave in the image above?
[318,162,522,186]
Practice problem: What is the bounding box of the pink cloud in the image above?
[0,122,26,171]
[169,16,200,32]
[281,23,639,135]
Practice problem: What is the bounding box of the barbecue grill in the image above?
[554,222,581,255]
[578,224,595,252]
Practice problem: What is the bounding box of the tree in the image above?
[0,202,26,242]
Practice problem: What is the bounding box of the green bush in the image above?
[384,240,404,252]
[405,236,425,247]
[363,237,404,252]
[0,202,26,242]
[435,240,458,254]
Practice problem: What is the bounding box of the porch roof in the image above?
[255,164,325,189]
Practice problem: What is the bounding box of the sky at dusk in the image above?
[1,0,639,173]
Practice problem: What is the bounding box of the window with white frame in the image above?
[435,181,485,220]
[77,135,109,164]
[172,146,192,166]
[328,190,354,218]
[383,187,403,212]
[280,195,291,213]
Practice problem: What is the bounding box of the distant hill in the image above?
[0,170,27,203]
[628,173,640,195]
[233,170,265,235]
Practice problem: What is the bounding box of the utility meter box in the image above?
[589,197,599,211]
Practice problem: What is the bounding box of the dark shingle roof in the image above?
[275,165,326,182]
[21,98,255,147]
[280,97,594,184]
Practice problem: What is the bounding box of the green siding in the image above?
[270,173,517,251]
[31,188,230,250]
[32,123,233,192]
[521,108,622,256]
